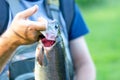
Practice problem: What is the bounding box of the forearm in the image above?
[74,61,96,80]
[70,37,96,80]
[0,31,19,73]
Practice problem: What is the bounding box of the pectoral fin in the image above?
[36,45,48,66]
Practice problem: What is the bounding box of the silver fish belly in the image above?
[35,37,66,80]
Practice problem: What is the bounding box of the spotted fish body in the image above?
[35,38,66,80]
[35,21,73,80]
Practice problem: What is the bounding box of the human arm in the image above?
[70,36,96,80]
[0,5,47,72]
[68,4,96,80]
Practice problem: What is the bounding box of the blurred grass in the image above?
[76,0,120,80]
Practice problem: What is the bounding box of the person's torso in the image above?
[7,0,70,64]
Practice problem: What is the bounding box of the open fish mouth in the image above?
[41,36,55,47]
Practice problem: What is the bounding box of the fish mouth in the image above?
[39,35,55,47]
[41,38,55,47]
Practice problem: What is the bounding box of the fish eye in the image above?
[55,24,59,29]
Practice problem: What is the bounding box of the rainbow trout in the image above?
[35,20,73,80]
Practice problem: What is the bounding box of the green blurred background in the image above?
[75,0,120,80]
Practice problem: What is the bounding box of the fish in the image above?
[34,20,74,80]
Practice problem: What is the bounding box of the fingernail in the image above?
[31,5,39,14]
[34,5,39,8]
[33,5,39,11]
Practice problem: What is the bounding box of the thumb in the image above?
[17,5,38,19]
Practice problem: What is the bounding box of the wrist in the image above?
[1,29,21,47]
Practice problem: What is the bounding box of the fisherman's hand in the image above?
[4,5,47,45]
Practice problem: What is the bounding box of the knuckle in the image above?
[26,23,32,27]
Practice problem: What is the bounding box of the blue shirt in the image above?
[69,5,89,40]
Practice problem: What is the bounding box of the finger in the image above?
[38,17,48,23]
[26,20,47,31]
[17,5,38,19]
